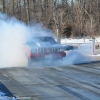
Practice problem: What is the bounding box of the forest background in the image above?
[0,0,100,39]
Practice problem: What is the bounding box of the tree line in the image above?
[0,0,100,38]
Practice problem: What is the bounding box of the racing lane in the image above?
[0,62,100,100]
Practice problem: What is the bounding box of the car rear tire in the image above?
[27,57,33,66]
[25,53,33,67]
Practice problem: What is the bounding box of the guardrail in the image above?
[61,38,100,55]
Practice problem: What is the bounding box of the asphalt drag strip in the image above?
[0,62,100,100]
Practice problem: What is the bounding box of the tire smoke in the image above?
[0,13,53,68]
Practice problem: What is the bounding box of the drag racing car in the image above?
[24,36,66,66]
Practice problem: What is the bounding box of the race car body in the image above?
[24,36,66,66]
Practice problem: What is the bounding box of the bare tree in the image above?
[1,0,100,37]
[2,0,5,13]
[25,0,30,25]
[12,0,14,15]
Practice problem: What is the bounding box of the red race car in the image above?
[24,36,66,66]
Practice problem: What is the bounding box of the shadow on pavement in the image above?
[0,82,14,97]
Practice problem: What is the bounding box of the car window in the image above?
[27,37,57,45]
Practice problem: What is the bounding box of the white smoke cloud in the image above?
[0,13,94,68]
[63,50,90,65]
[0,13,53,68]
[0,13,28,67]
[62,44,93,66]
